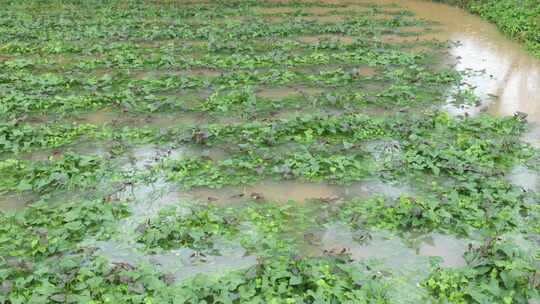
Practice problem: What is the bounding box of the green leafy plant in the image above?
[424,236,539,303]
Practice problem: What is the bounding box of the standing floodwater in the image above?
[388,1,540,122]
[0,1,539,302]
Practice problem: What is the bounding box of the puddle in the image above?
[21,149,65,162]
[266,109,307,120]
[183,145,230,161]
[253,7,298,14]
[108,179,187,243]
[316,225,469,268]
[184,68,222,78]
[164,89,214,110]
[0,194,34,212]
[134,68,221,80]
[89,172,257,284]
[248,180,340,204]
[188,178,411,206]
[121,144,186,172]
[120,143,229,173]
[346,66,377,77]
[142,112,238,129]
[342,179,412,201]
[153,242,257,283]
[90,239,256,284]
[80,107,117,125]
[142,112,201,129]
[301,65,376,78]
[289,65,375,84]
[110,144,228,227]
[78,108,202,129]
[256,86,323,100]
[20,140,110,162]
[91,241,148,265]
[507,165,539,192]
[523,123,540,148]
[295,35,355,45]
[441,101,487,118]
[374,0,540,122]
[189,179,341,205]
[413,233,469,268]
[309,224,472,303]
[77,106,235,129]
[124,145,167,171]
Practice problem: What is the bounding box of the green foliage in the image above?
[164,150,371,188]
[173,256,389,304]
[0,153,106,194]
[340,196,448,232]
[0,200,127,259]
[0,121,98,154]
[424,236,539,303]
[137,205,238,251]
[200,87,257,112]
[337,175,526,236]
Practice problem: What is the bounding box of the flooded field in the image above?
[0,0,539,302]
[394,1,540,125]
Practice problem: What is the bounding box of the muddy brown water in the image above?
[188,180,341,206]
[188,179,411,206]
[381,1,540,123]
